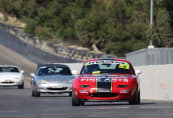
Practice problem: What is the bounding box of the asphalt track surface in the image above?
[1,45,173,118]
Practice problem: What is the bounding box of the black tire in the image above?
[72,91,81,106]
[80,101,85,106]
[32,89,40,97]
[129,91,140,105]
[35,90,40,97]
[32,89,36,97]
[137,91,141,104]
[69,92,72,97]
[18,83,24,89]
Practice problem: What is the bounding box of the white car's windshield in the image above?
[0,67,19,73]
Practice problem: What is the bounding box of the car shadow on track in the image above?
[83,102,156,106]
[38,94,71,98]
[0,87,20,89]
[0,87,30,90]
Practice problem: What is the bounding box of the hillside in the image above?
[0,0,172,56]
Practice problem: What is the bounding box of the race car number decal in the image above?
[118,62,130,69]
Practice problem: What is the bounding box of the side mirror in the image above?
[21,70,24,73]
[135,70,142,76]
[30,73,36,78]
[72,70,78,75]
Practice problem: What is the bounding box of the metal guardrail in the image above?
[126,48,173,66]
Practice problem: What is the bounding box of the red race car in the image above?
[72,58,141,106]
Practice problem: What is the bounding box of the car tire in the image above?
[72,91,81,106]
[137,91,141,104]
[32,89,36,97]
[35,90,40,97]
[32,89,40,97]
[18,82,24,89]
[69,92,72,97]
[129,91,140,105]
[80,101,85,106]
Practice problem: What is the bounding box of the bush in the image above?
[0,0,172,56]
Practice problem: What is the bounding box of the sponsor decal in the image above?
[84,61,126,66]
[80,77,95,82]
[79,90,88,93]
[120,90,129,93]
[80,77,129,82]
[118,62,130,69]
[112,78,129,82]
[92,71,101,74]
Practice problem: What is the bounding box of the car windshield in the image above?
[80,60,132,74]
[0,67,19,73]
[38,66,72,76]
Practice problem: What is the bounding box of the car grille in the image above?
[90,93,118,97]
[1,81,15,84]
[47,87,67,90]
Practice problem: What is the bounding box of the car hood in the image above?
[0,72,22,81]
[36,75,75,82]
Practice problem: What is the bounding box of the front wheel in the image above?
[129,91,140,105]
[32,89,40,97]
[18,83,24,89]
[69,92,72,97]
[72,91,83,106]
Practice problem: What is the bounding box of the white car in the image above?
[0,65,24,89]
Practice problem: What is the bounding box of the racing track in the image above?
[1,39,173,118]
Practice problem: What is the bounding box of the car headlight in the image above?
[15,77,21,81]
[38,80,48,84]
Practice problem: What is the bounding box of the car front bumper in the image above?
[0,80,24,86]
[36,83,72,94]
[73,87,137,101]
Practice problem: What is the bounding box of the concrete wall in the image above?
[135,64,173,101]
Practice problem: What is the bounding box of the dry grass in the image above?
[0,12,25,28]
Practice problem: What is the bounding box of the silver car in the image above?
[30,64,75,97]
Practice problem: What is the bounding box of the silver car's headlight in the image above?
[38,80,48,84]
